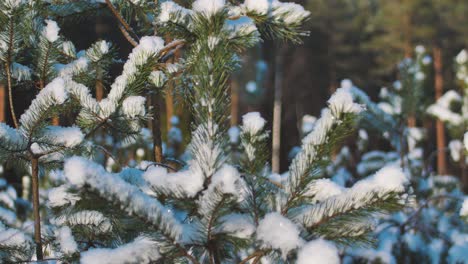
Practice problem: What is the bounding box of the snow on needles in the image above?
[19,78,68,132]
[210,164,242,194]
[158,1,192,24]
[461,197,468,217]
[56,226,78,255]
[352,166,409,194]
[243,0,270,14]
[270,1,311,25]
[427,90,463,126]
[63,157,183,240]
[307,178,344,202]
[192,0,225,17]
[143,164,204,198]
[0,123,26,147]
[295,166,408,228]
[42,77,68,103]
[256,212,302,258]
[217,213,255,239]
[48,185,80,207]
[44,126,84,148]
[297,239,340,264]
[464,132,468,152]
[242,0,310,24]
[80,236,160,264]
[43,19,60,42]
[242,112,266,135]
[328,87,364,117]
[122,96,146,118]
[103,36,164,116]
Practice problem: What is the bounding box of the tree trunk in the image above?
[272,44,284,173]
[327,32,337,94]
[407,116,416,127]
[165,87,174,130]
[31,157,43,260]
[152,91,163,163]
[52,116,60,126]
[460,151,468,193]
[402,0,413,59]
[96,79,104,101]
[433,46,447,175]
[0,83,5,122]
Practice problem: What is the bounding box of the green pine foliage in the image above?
[0,1,413,263]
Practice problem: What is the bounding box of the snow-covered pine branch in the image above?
[80,236,160,264]
[341,80,402,150]
[62,157,183,242]
[285,87,364,213]
[293,166,410,244]
[0,227,34,262]
[19,78,68,134]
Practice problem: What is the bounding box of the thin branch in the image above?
[30,156,43,260]
[239,250,265,264]
[143,161,177,172]
[118,24,138,47]
[400,194,461,231]
[95,144,122,168]
[5,19,19,128]
[39,42,52,89]
[13,258,60,264]
[105,0,139,46]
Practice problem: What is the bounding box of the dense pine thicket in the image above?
[0,0,466,263]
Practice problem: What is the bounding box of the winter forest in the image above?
[0,0,467,263]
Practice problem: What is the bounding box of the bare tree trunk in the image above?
[327,32,337,95]
[96,79,104,101]
[52,116,60,126]
[433,46,447,175]
[272,45,284,173]
[0,83,5,122]
[460,151,468,193]
[402,0,413,59]
[152,91,163,163]
[230,79,239,126]
[31,157,43,260]
[407,116,416,127]
[165,87,174,130]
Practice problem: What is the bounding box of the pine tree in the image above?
[334,79,468,264]
[0,1,413,263]
[428,50,468,191]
